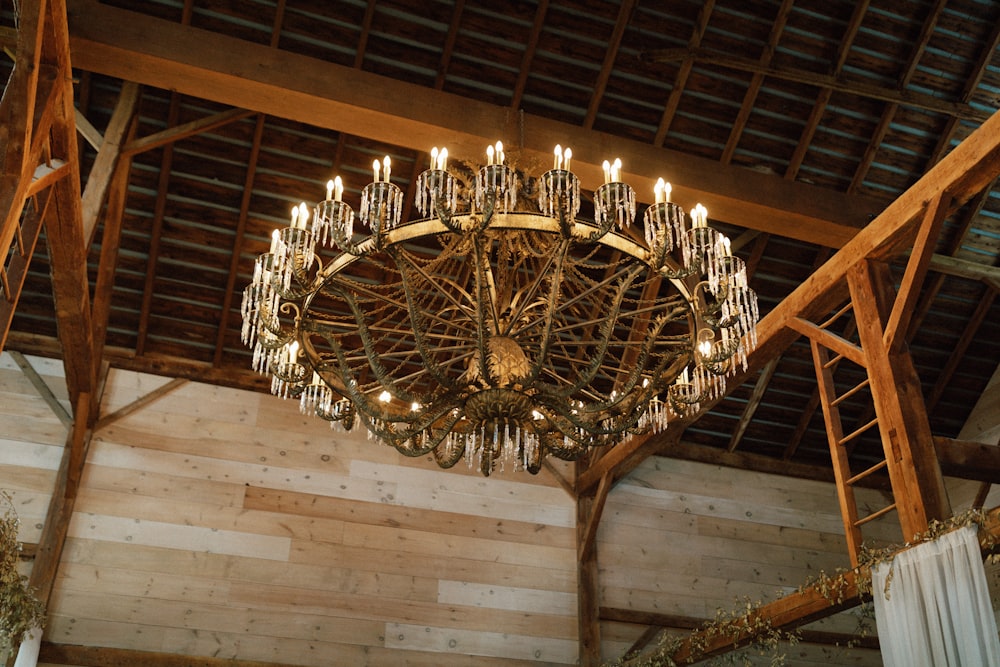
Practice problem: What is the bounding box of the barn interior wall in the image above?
[0,351,969,666]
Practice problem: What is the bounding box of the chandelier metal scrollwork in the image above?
[241,142,758,476]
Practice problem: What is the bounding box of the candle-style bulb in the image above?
[298,202,309,229]
[439,147,448,170]
[486,144,495,166]
[654,178,664,204]
[334,175,343,201]
[372,159,381,182]
[495,141,504,165]
[326,179,334,201]
[563,147,571,172]
[269,228,279,254]
[290,205,299,228]
[554,144,562,170]
[382,156,391,182]
[602,160,611,184]
[612,158,622,182]
[431,146,439,170]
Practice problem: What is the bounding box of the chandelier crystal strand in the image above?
[242,144,760,476]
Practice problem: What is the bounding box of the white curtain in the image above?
[872,525,1000,667]
[12,626,41,667]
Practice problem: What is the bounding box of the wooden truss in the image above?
[582,107,1000,665]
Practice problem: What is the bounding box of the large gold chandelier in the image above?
[241,143,758,476]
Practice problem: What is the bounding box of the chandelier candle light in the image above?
[242,144,758,476]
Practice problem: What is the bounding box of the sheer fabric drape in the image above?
[872,525,1000,667]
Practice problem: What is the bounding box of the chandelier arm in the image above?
[469,234,500,387]
[366,400,465,455]
[388,248,477,321]
[532,262,647,400]
[311,285,422,406]
[508,259,639,338]
[431,435,466,468]
[320,274,473,334]
[389,248,478,391]
[498,237,565,338]
[521,237,573,386]
[536,306,686,416]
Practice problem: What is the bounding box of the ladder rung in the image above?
[837,417,880,446]
[846,459,888,486]
[854,502,897,527]
[819,302,855,330]
[823,353,845,369]
[831,378,871,408]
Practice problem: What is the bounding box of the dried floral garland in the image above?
[605,508,995,667]
[0,492,46,654]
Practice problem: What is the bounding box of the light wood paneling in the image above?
[1,353,889,665]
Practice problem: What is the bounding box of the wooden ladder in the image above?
[807,303,895,567]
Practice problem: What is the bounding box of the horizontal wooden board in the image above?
[66,513,292,561]
[384,623,577,664]
[226,581,577,639]
[242,485,575,547]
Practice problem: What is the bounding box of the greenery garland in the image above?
[0,492,46,655]
[605,508,995,667]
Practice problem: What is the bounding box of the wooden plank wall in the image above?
[0,351,914,666]
[597,456,901,664]
[1,352,578,666]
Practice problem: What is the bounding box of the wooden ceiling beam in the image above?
[720,0,793,165]
[600,607,880,651]
[577,106,1000,495]
[621,505,1000,665]
[80,81,139,246]
[509,0,547,111]
[643,47,991,123]
[120,106,254,158]
[653,0,714,147]
[582,0,635,130]
[64,0,880,249]
[38,643,308,667]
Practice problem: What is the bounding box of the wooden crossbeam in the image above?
[619,506,1000,665]
[79,80,140,246]
[64,0,880,248]
[643,47,991,123]
[38,644,308,667]
[577,107,1000,497]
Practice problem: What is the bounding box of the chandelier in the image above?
[241,143,758,476]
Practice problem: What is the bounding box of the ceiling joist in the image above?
[63,0,880,249]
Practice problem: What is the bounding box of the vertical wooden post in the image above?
[848,259,950,539]
[577,490,602,666]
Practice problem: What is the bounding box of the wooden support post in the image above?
[576,465,605,666]
[848,259,950,540]
[28,390,92,607]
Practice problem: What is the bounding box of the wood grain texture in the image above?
[0,353,893,665]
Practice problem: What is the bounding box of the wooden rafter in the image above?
[619,506,1000,665]
[652,0,714,147]
[582,0,635,130]
[784,1,868,180]
[434,0,464,91]
[720,0,793,165]
[642,47,992,123]
[120,106,254,158]
[63,0,879,249]
[79,81,139,245]
[577,106,1000,496]
[509,0,547,111]
[848,0,946,193]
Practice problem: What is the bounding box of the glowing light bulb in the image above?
[378,390,392,403]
